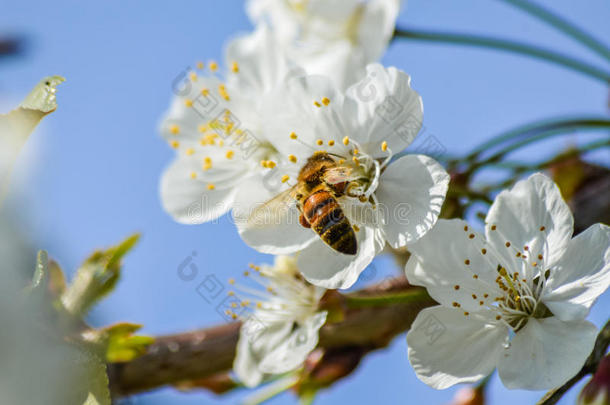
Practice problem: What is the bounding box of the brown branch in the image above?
[537,319,610,405]
[108,277,435,396]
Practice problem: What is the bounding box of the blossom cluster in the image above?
[158,0,610,396]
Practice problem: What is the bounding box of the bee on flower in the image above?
[234,63,450,289]
[405,173,610,390]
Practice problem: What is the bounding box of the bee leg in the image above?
[299,213,311,228]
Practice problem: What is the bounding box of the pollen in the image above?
[207,183,215,190]
[184,99,193,107]
[185,148,195,156]
[469,233,475,239]
[281,175,290,183]
[266,160,276,169]
[538,254,543,260]
[352,156,360,164]
[353,224,360,232]
[452,302,460,307]
[464,312,469,316]
[228,278,235,285]
[225,150,234,159]
[328,140,335,146]
[209,61,218,71]
[464,259,470,265]
[491,225,497,231]
[338,159,345,164]
[381,141,388,152]
[170,124,180,135]
[231,61,239,73]
[343,136,350,145]
[290,132,298,140]
[170,140,180,149]
[473,274,479,279]
[314,101,322,107]
[189,72,197,82]
[496,315,502,320]
[288,154,297,163]
[481,248,487,255]
[454,285,460,290]
[540,226,546,231]
[464,225,468,231]
[198,124,208,133]
[189,171,197,179]
[322,97,330,106]
[201,88,210,96]
[196,61,204,70]
[316,139,324,146]
[505,242,511,247]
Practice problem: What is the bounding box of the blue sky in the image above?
[1,0,609,404]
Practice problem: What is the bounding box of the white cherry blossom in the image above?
[406,173,610,390]
[234,64,449,289]
[247,0,401,89]
[232,256,327,387]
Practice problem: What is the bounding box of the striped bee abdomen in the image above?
[302,190,357,255]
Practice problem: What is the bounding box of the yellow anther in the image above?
[343,136,350,145]
[281,175,290,183]
[230,302,238,308]
[207,183,215,190]
[256,302,263,309]
[209,61,218,71]
[353,224,360,232]
[266,160,276,169]
[170,140,180,149]
[352,156,360,164]
[189,171,197,179]
[196,61,204,70]
[266,286,274,293]
[454,285,460,290]
[316,139,324,146]
[381,141,388,152]
[228,278,235,285]
[201,88,210,96]
[322,97,330,106]
[189,72,197,81]
[225,150,235,159]
[352,148,359,155]
[218,140,224,147]
[170,124,180,135]
[328,140,335,146]
[204,157,212,164]
[338,159,345,164]
[243,270,250,276]
[314,101,322,107]
[231,61,239,73]
[289,132,298,140]
[228,291,235,296]
[184,99,193,107]
[185,148,195,156]
[288,154,297,163]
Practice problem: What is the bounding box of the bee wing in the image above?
[323,166,360,185]
[246,187,298,228]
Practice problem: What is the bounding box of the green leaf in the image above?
[103,322,154,363]
[61,234,140,317]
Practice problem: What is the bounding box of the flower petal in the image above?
[485,173,574,270]
[405,219,504,312]
[542,223,610,321]
[297,224,383,289]
[232,176,317,254]
[407,306,506,389]
[160,157,243,224]
[498,317,597,390]
[376,154,449,247]
[259,312,327,374]
[345,64,423,156]
[357,0,401,62]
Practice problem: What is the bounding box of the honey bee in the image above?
[249,151,362,255]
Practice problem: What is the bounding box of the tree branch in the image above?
[108,278,435,396]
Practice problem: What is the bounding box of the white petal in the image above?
[498,317,597,390]
[259,312,327,374]
[345,64,423,156]
[405,219,504,312]
[232,177,317,254]
[542,223,610,321]
[485,173,574,270]
[297,224,383,289]
[407,306,507,389]
[376,154,449,247]
[233,328,265,388]
[160,157,243,224]
[225,24,294,95]
[357,0,401,62]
